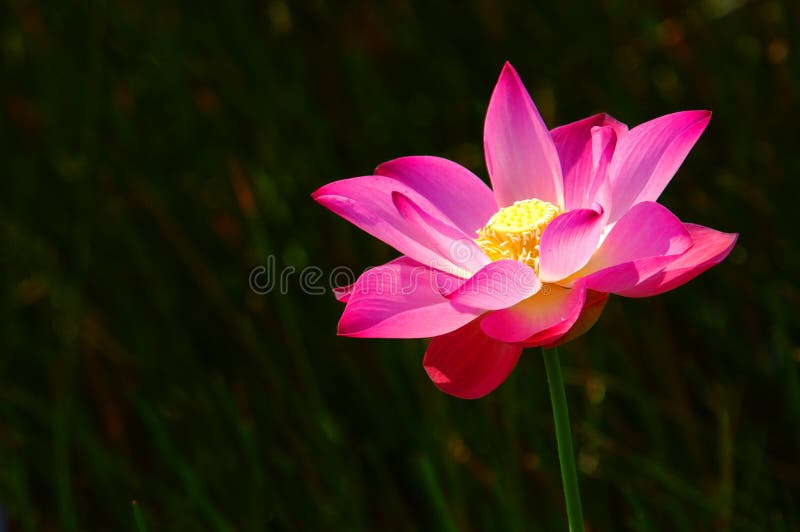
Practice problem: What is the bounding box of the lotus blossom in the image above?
[313,62,737,399]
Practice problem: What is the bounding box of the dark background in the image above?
[2,0,798,530]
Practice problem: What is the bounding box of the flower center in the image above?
[476,198,563,271]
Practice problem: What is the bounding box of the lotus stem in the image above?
[542,346,584,532]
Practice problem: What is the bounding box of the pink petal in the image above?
[575,202,692,293]
[338,258,483,338]
[392,192,490,275]
[550,113,627,211]
[616,223,737,297]
[484,62,564,207]
[538,207,605,283]
[446,260,541,310]
[588,125,618,222]
[543,291,609,348]
[480,284,586,343]
[312,176,485,278]
[333,255,411,303]
[580,202,692,274]
[523,290,608,348]
[580,255,680,294]
[608,110,711,223]
[375,156,497,234]
[333,284,353,303]
[423,319,522,399]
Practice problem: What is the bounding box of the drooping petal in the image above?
[445,260,541,310]
[480,284,586,343]
[392,192,490,275]
[484,62,563,207]
[312,176,486,278]
[538,207,605,283]
[616,223,738,297]
[338,258,482,338]
[550,113,627,211]
[423,319,522,399]
[375,156,497,234]
[607,110,711,223]
[522,290,608,348]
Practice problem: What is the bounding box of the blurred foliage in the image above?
[1,0,799,530]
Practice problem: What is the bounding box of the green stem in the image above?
[132,500,148,532]
[542,346,584,532]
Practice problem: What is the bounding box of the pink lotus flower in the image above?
[313,62,737,399]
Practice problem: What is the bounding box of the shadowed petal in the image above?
[608,110,711,223]
[523,290,608,348]
[338,258,483,338]
[424,319,522,399]
[484,62,563,207]
[616,223,737,297]
[480,284,586,343]
[376,156,497,234]
[550,113,627,211]
[589,125,619,223]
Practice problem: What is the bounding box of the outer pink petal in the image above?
[580,255,680,294]
[333,284,353,303]
[445,260,541,310]
[538,207,605,283]
[392,192,490,275]
[523,290,609,348]
[333,256,411,303]
[550,113,627,211]
[484,62,564,207]
[375,156,497,234]
[579,201,692,275]
[480,284,586,343]
[312,176,484,278]
[608,110,711,223]
[338,258,482,338]
[423,319,522,399]
[616,223,737,297]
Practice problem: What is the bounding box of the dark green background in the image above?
[2,0,798,530]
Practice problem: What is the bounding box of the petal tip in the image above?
[680,109,712,127]
[719,231,739,256]
[498,61,523,86]
[694,110,712,127]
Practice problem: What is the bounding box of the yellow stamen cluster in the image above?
[476,198,562,271]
